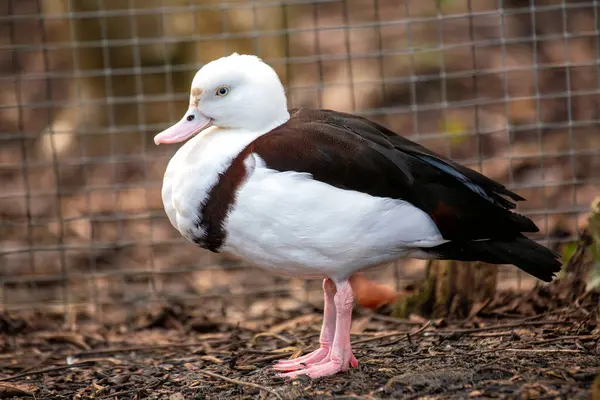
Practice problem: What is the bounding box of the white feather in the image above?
[162,127,265,242]
[221,154,446,281]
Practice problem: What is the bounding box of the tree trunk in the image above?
[391,260,498,319]
[588,196,600,315]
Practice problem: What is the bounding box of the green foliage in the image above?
[440,116,468,147]
[586,197,600,289]
[562,241,578,263]
[435,0,453,8]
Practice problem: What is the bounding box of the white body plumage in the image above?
[162,125,445,281]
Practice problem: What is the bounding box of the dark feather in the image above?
[422,236,562,282]
[324,109,525,209]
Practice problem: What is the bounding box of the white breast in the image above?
[221,154,447,281]
[161,127,264,243]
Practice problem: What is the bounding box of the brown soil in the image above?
[1,287,598,400]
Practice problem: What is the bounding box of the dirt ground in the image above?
[1,284,598,400]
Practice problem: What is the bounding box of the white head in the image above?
[154,53,290,145]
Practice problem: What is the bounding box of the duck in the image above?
[154,53,562,379]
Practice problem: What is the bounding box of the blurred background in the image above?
[1,0,599,325]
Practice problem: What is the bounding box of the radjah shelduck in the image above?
[154,53,563,379]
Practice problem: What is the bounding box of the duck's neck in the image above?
[174,128,258,173]
[177,111,291,169]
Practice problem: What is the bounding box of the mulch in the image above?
[0,287,598,400]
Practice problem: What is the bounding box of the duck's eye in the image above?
[215,86,230,97]
[186,115,195,122]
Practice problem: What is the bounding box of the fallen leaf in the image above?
[0,382,37,398]
[544,370,566,380]
[35,331,90,350]
[199,355,223,364]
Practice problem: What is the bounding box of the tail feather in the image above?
[424,236,563,282]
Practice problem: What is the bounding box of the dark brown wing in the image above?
[246,108,538,241]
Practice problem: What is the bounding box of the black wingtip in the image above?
[425,237,563,282]
[501,188,526,202]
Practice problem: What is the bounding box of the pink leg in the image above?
[272,279,337,371]
[277,279,358,379]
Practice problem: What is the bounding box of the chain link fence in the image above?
[1,0,599,323]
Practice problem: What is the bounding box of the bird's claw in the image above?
[273,349,358,379]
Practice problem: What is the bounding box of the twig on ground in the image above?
[528,335,599,345]
[352,320,431,345]
[359,311,423,326]
[352,319,572,345]
[474,365,516,376]
[244,349,286,355]
[70,339,230,359]
[295,332,320,342]
[519,308,575,322]
[0,361,95,382]
[15,351,57,375]
[98,378,165,399]
[250,352,294,364]
[199,370,283,400]
[268,314,321,333]
[504,348,584,353]
[470,331,514,338]
[251,332,293,346]
[424,320,572,336]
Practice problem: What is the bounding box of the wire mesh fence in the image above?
[1,0,599,323]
